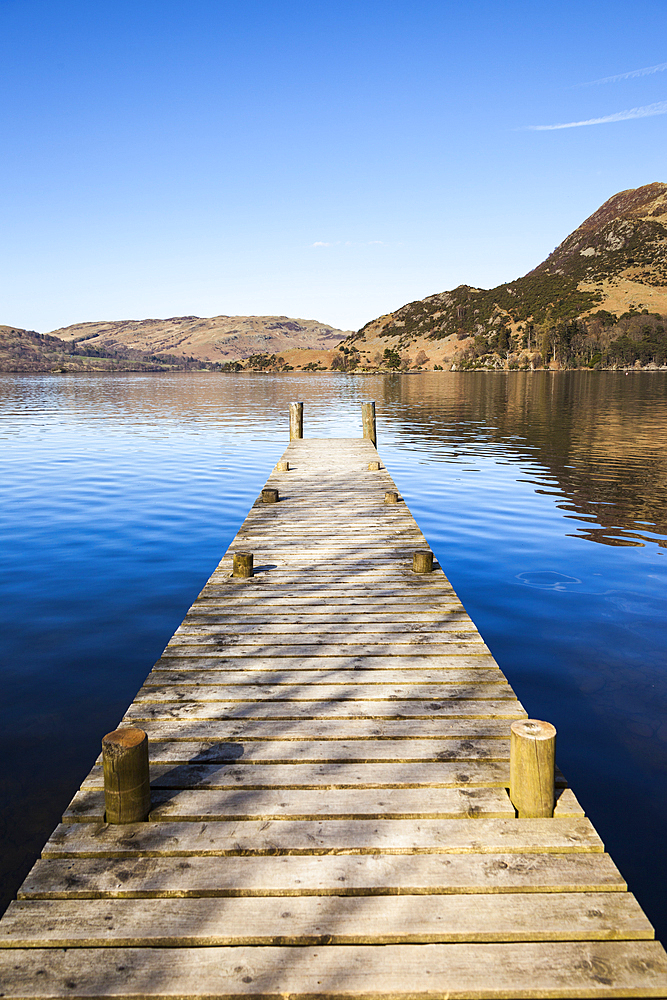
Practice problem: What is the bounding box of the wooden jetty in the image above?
[1,404,667,998]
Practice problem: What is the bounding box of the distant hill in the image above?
[344,182,667,370]
[50,314,350,362]
[0,326,216,372]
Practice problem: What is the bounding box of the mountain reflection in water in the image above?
[0,370,666,940]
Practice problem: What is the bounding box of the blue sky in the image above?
[1,0,666,332]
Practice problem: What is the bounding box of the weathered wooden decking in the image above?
[1,436,667,998]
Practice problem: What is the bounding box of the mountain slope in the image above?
[51,314,350,361]
[0,326,217,372]
[347,182,667,369]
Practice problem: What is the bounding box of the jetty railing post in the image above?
[102,727,151,823]
[233,551,254,577]
[361,401,377,447]
[509,719,557,818]
[289,402,303,440]
[413,549,434,573]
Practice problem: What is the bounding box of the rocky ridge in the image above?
[343,182,667,370]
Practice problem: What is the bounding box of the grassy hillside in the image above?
[344,182,667,370]
[50,314,349,361]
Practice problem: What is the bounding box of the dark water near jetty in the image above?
[1,371,666,937]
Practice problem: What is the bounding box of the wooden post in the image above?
[413,549,434,573]
[384,491,399,504]
[261,488,279,503]
[362,401,377,447]
[289,402,303,440]
[276,460,289,472]
[509,719,557,818]
[102,727,151,824]
[368,461,380,471]
[233,551,254,577]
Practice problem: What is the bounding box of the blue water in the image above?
[1,371,666,939]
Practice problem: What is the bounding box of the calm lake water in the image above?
[1,371,666,938]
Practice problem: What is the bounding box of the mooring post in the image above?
[289,402,303,440]
[102,727,151,824]
[233,551,254,577]
[361,401,377,447]
[276,460,289,472]
[261,488,279,503]
[368,461,380,471]
[413,549,434,573]
[384,490,399,504]
[509,719,557,817]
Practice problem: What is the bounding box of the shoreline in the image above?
[2,365,667,375]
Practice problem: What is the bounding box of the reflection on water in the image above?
[1,371,666,939]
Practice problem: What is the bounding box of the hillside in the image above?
[5,185,666,374]
[51,314,349,362]
[345,182,667,370]
[0,326,218,372]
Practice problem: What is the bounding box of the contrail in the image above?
[523,100,667,130]
[582,61,667,85]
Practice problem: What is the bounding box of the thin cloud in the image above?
[523,100,667,130]
[582,61,667,86]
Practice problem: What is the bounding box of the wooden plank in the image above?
[42,818,605,858]
[133,684,515,702]
[554,788,587,817]
[183,607,471,631]
[193,591,455,599]
[152,654,498,670]
[161,643,494,658]
[145,669,507,685]
[165,634,487,648]
[212,557,444,564]
[197,588,461,599]
[205,579,464,588]
[62,787,516,823]
[199,572,450,581]
[194,596,461,606]
[88,732,509,760]
[123,701,525,723]
[80,759,513,790]
[121,718,514,742]
[185,601,467,611]
[195,572,451,581]
[554,788,585,818]
[91,736,512,764]
[0,893,652,947]
[8,940,666,996]
[187,610,470,619]
[18,852,625,898]
[174,623,481,636]
[94,727,516,764]
[221,553,432,562]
